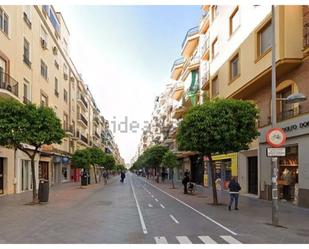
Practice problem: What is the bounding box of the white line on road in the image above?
[198,236,218,244]
[155,198,159,202]
[130,178,148,234]
[176,236,192,244]
[160,204,165,209]
[220,235,242,244]
[139,178,238,235]
[169,214,179,224]
[154,237,168,244]
[148,204,153,208]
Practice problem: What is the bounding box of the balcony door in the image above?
[0,158,4,194]
[0,57,6,85]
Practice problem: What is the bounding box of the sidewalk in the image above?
[142,176,309,243]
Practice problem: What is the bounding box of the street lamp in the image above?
[271,6,307,227]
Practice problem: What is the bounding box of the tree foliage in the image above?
[0,99,65,202]
[162,150,179,169]
[103,154,116,171]
[176,99,259,204]
[72,149,92,170]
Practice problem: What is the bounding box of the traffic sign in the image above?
[266,128,286,147]
[266,147,286,157]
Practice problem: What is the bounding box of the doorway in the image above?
[0,158,4,194]
[248,156,258,195]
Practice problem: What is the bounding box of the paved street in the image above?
[0,173,309,244]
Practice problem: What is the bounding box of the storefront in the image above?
[204,153,238,190]
[53,155,71,184]
[259,114,309,207]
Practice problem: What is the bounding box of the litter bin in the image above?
[81,174,88,186]
[38,179,49,203]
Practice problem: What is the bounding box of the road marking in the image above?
[160,204,165,209]
[176,236,192,244]
[139,177,238,235]
[154,236,168,244]
[155,198,159,202]
[130,178,148,234]
[148,204,153,208]
[198,236,218,244]
[169,214,179,224]
[220,235,242,244]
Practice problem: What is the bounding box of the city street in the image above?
[0,173,308,244]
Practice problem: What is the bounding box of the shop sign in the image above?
[266,147,286,157]
[266,128,286,147]
[283,121,309,133]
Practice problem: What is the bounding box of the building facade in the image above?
[0,5,122,195]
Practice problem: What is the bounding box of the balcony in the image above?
[172,82,184,101]
[201,70,210,90]
[78,113,88,127]
[94,131,100,139]
[199,12,210,34]
[201,35,210,61]
[0,73,19,100]
[93,116,99,125]
[77,94,88,110]
[277,106,301,122]
[64,124,74,136]
[23,96,31,104]
[171,58,185,80]
[181,26,199,58]
[188,54,200,69]
[172,106,185,120]
[80,133,88,145]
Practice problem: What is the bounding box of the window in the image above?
[277,86,296,121]
[40,60,48,80]
[40,25,48,48]
[63,64,68,79]
[63,38,68,55]
[212,38,218,59]
[211,76,219,97]
[23,38,31,67]
[40,92,48,107]
[212,5,218,21]
[54,78,59,97]
[63,113,68,130]
[0,7,9,35]
[23,5,31,28]
[230,53,240,81]
[64,89,68,103]
[258,20,272,57]
[230,7,240,35]
[23,79,31,104]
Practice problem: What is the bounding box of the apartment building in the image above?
[0,5,121,195]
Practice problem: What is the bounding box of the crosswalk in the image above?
[154,235,242,244]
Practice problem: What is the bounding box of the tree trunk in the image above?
[208,154,218,205]
[30,156,39,203]
[170,168,175,189]
[93,165,98,183]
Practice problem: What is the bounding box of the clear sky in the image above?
[58,5,202,164]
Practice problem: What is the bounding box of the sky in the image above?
[58,5,202,164]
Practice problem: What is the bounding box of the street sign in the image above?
[266,128,286,147]
[266,147,286,157]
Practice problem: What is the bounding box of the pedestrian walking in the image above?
[103,171,108,185]
[120,171,126,183]
[182,170,190,194]
[228,176,241,211]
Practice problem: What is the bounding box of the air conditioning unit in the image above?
[53,46,58,55]
[40,38,47,50]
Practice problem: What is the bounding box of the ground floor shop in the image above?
[52,155,71,185]
[259,114,309,208]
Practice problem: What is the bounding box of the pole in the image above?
[271,5,279,226]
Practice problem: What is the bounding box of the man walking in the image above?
[182,170,190,194]
[120,171,126,183]
[228,177,241,211]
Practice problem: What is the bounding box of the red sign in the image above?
[266,128,286,147]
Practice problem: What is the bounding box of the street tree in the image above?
[177,98,259,205]
[103,154,116,171]
[162,150,179,188]
[72,149,92,174]
[87,147,105,183]
[0,99,65,203]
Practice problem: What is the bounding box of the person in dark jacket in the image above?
[228,177,241,211]
[182,171,190,194]
[120,171,126,183]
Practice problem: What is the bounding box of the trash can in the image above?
[38,179,49,203]
[81,174,88,186]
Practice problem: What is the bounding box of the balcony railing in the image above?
[23,96,31,104]
[171,58,185,72]
[0,72,19,97]
[95,131,100,139]
[277,106,301,122]
[201,36,210,57]
[182,26,199,48]
[78,113,88,126]
[80,133,88,144]
[78,94,88,109]
[201,70,210,87]
[64,124,74,135]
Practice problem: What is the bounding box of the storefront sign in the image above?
[266,147,286,157]
[283,121,309,133]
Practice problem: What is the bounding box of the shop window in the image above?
[278,145,298,202]
[257,20,272,57]
[230,53,240,81]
